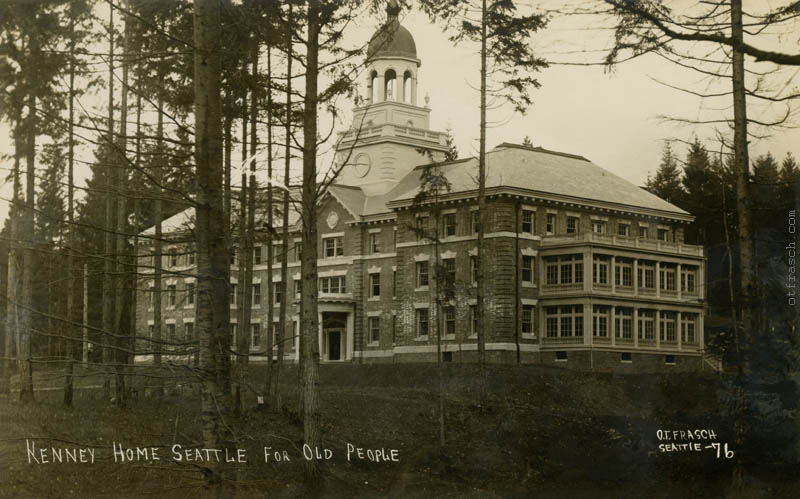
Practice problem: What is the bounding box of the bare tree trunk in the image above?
[730,0,756,488]
[193,0,234,493]
[236,172,249,414]
[114,3,131,407]
[475,0,488,405]
[19,85,37,404]
[102,2,116,401]
[301,0,322,484]
[130,84,143,390]
[3,124,22,393]
[275,4,293,410]
[153,95,164,392]
[64,2,77,406]
[265,47,275,398]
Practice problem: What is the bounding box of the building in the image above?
[135,8,706,372]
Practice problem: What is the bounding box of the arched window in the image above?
[403,71,412,104]
[369,71,378,104]
[384,69,396,102]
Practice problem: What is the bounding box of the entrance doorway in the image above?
[321,311,348,362]
[327,330,342,361]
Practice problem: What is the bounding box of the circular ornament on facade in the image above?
[326,210,339,229]
[353,153,371,178]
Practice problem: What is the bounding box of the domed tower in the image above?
[335,1,448,195]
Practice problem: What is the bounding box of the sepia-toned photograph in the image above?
[0,0,798,497]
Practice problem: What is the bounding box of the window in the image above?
[392,315,397,344]
[638,310,655,341]
[566,216,579,234]
[273,243,281,263]
[443,351,453,362]
[169,248,178,267]
[148,283,154,309]
[369,71,379,103]
[555,351,568,361]
[369,273,381,298]
[444,306,456,336]
[167,323,176,341]
[618,223,630,237]
[544,255,583,286]
[659,311,677,342]
[639,226,649,238]
[546,261,559,285]
[415,308,429,337]
[319,276,346,294]
[230,249,237,266]
[230,323,237,345]
[392,270,397,296]
[665,354,676,365]
[187,250,195,266]
[544,305,584,337]
[230,284,237,307]
[522,305,534,335]
[681,267,697,293]
[185,322,194,342]
[546,313,558,338]
[416,216,429,240]
[470,305,478,336]
[251,323,261,348]
[621,352,632,363]
[294,279,301,299]
[403,71,412,103]
[384,69,396,101]
[521,210,534,234]
[591,220,606,234]
[637,262,655,289]
[294,242,303,261]
[681,314,697,343]
[593,256,609,285]
[522,255,534,283]
[658,228,669,241]
[416,261,429,288]
[615,259,633,287]
[148,324,154,338]
[272,282,282,305]
[593,305,610,337]
[470,256,478,284]
[254,246,262,265]
[368,317,380,344]
[443,213,456,237]
[471,211,481,234]
[167,284,177,307]
[443,258,456,289]
[186,282,195,306]
[252,283,261,306]
[546,213,556,234]
[615,308,633,339]
[369,233,380,254]
[660,265,676,291]
[323,236,344,258]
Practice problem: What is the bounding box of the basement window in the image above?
[443,352,453,363]
[621,352,632,363]
[555,351,568,362]
[665,354,676,365]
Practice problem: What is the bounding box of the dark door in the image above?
[328,330,341,361]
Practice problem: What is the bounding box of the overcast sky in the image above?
[1,1,798,223]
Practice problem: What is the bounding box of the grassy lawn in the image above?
[1,363,796,498]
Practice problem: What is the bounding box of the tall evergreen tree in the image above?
[646,143,683,205]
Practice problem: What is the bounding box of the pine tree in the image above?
[681,138,715,245]
[444,126,459,161]
[645,143,683,205]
